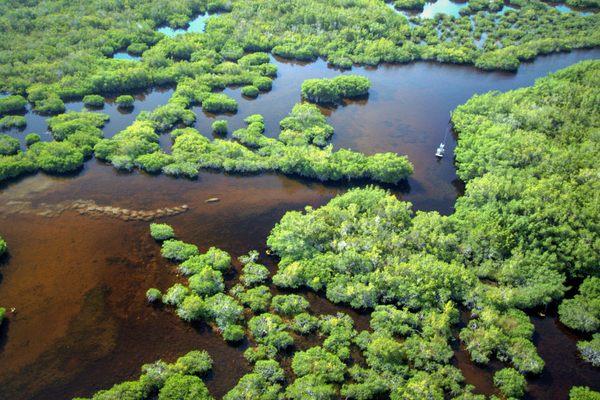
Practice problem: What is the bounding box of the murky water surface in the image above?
[0,50,599,399]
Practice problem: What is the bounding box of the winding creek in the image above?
[0,49,599,399]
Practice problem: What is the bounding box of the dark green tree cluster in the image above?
[74,350,214,400]
[301,75,371,104]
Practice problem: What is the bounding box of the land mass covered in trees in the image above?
[75,60,600,400]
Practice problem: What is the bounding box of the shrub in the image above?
[0,307,5,325]
[240,262,270,287]
[173,350,213,376]
[0,115,27,129]
[83,94,105,107]
[212,120,228,135]
[150,223,175,241]
[158,374,212,400]
[202,93,238,113]
[559,277,600,332]
[34,95,65,114]
[29,141,84,173]
[163,283,191,307]
[291,313,319,335]
[253,77,272,92]
[0,134,20,156]
[179,247,232,276]
[176,294,206,322]
[116,95,135,108]
[161,239,199,261]
[301,75,370,104]
[291,346,345,382]
[222,324,245,342]
[188,267,225,297]
[0,95,27,114]
[570,387,600,400]
[0,236,6,256]
[205,293,244,330]
[25,133,41,146]
[241,85,259,98]
[236,285,272,313]
[146,288,162,303]
[577,334,600,367]
[271,294,309,316]
[494,368,526,398]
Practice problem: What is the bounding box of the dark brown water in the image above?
[0,50,599,399]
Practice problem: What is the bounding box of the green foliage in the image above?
[146,288,162,303]
[460,307,543,374]
[301,75,371,104]
[224,360,284,400]
[271,294,309,316]
[577,333,600,367]
[493,368,526,399]
[116,95,135,108]
[559,277,600,332]
[0,134,20,156]
[291,346,346,382]
[222,324,245,342]
[248,313,294,351]
[0,115,26,130]
[279,103,334,147]
[172,350,213,376]
[176,294,206,321]
[392,0,426,10]
[83,94,105,107]
[158,374,213,400]
[212,119,228,135]
[235,285,272,313]
[268,186,474,308]
[240,261,270,287]
[202,93,238,113]
[291,312,319,335]
[25,133,41,147]
[285,375,336,400]
[29,141,84,173]
[570,387,600,400]
[0,236,6,257]
[161,239,199,261]
[34,96,65,114]
[150,223,175,241]
[179,247,231,275]
[0,95,27,114]
[188,267,224,297]
[163,283,191,307]
[0,307,5,325]
[452,61,599,282]
[241,85,259,98]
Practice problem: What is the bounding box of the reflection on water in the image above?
[0,49,599,399]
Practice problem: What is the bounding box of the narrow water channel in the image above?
[0,49,598,399]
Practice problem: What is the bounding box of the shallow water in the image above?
[0,50,599,399]
[157,13,212,37]
[112,52,142,61]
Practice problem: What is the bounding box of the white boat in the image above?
[435,143,445,158]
